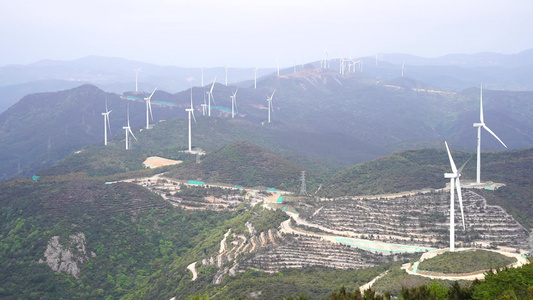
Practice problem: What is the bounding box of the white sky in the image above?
[1,0,532,68]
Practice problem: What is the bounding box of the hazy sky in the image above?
[1,0,532,68]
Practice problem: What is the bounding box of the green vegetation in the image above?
[166,141,320,192]
[418,250,516,274]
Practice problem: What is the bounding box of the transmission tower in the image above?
[299,171,307,195]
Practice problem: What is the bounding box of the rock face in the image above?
[39,232,91,278]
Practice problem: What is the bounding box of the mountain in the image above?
[0,56,276,113]
[0,84,184,180]
[2,65,533,182]
[166,141,316,191]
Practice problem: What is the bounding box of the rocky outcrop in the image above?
[39,232,92,278]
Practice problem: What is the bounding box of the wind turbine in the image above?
[201,67,204,87]
[473,84,507,184]
[276,57,280,76]
[123,104,137,150]
[186,88,197,152]
[134,68,141,92]
[207,76,217,116]
[254,67,258,89]
[444,141,467,252]
[101,99,112,146]
[225,66,229,86]
[144,87,157,129]
[401,62,405,77]
[266,89,276,124]
[230,88,238,118]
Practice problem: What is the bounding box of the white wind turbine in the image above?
[101,99,112,146]
[144,87,157,129]
[473,84,507,184]
[230,88,238,119]
[207,76,217,117]
[123,104,137,150]
[401,62,406,77]
[186,88,197,152]
[266,89,276,124]
[225,66,229,86]
[254,67,258,89]
[444,141,468,252]
[134,68,141,92]
[276,57,280,76]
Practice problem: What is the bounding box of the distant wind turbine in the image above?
[276,57,280,76]
[444,141,468,252]
[401,62,406,77]
[473,84,507,184]
[144,87,157,129]
[134,68,141,92]
[101,98,112,146]
[123,104,137,150]
[225,66,229,86]
[207,76,217,117]
[267,89,276,124]
[201,67,204,87]
[230,88,238,119]
[254,67,258,89]
[186,88,197,152]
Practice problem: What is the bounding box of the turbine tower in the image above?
[276,57,280,76]
[230,88,238,119]
[401,62,405,77]
[101,99,112,146]
[123,104,138,150]
[134,68,141,92]
[207,76,217,117]
[225,66,229,86]
[144,87,157,129]
[266,89,276,124]
[254,67,258,89]
[473,84,507,184]
[186,88,197,152]
[444,141,467,252]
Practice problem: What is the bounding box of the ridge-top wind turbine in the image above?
[186,88,197,152]
[473,84,507,184]
[123,104,138,150]
[225,66,229,86]
[254,67,258,89]
[267,89,276,124]
[144,87,157,129]
[101,99,112,145]
[134,68,141,92]
[207,76,217,117]
[444,141,468,252]
[401,62,405,77]
[230,88,238,119]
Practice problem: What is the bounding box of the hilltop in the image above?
[165,141,314,191]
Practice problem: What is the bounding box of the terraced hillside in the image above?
[295,189,528,251]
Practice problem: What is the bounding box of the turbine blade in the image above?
[127,104,130,127]
[105,98,109,113]
[148,99,153,121]
[444,141,458,174]
[234,88,239,97]
[106,115,112,136]
[192,111,197,124]
[480,84,484,123]
[129,128,138,141]
[482,125,507,148]
[271,89,276,98]
[211,93,216,106]
[457,157,471,174]
[456,178,466,230]
[210,76,216,93]
[149,87,157,100]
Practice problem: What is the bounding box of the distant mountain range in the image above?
[1,49,533,114]
[1,62,533,181]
